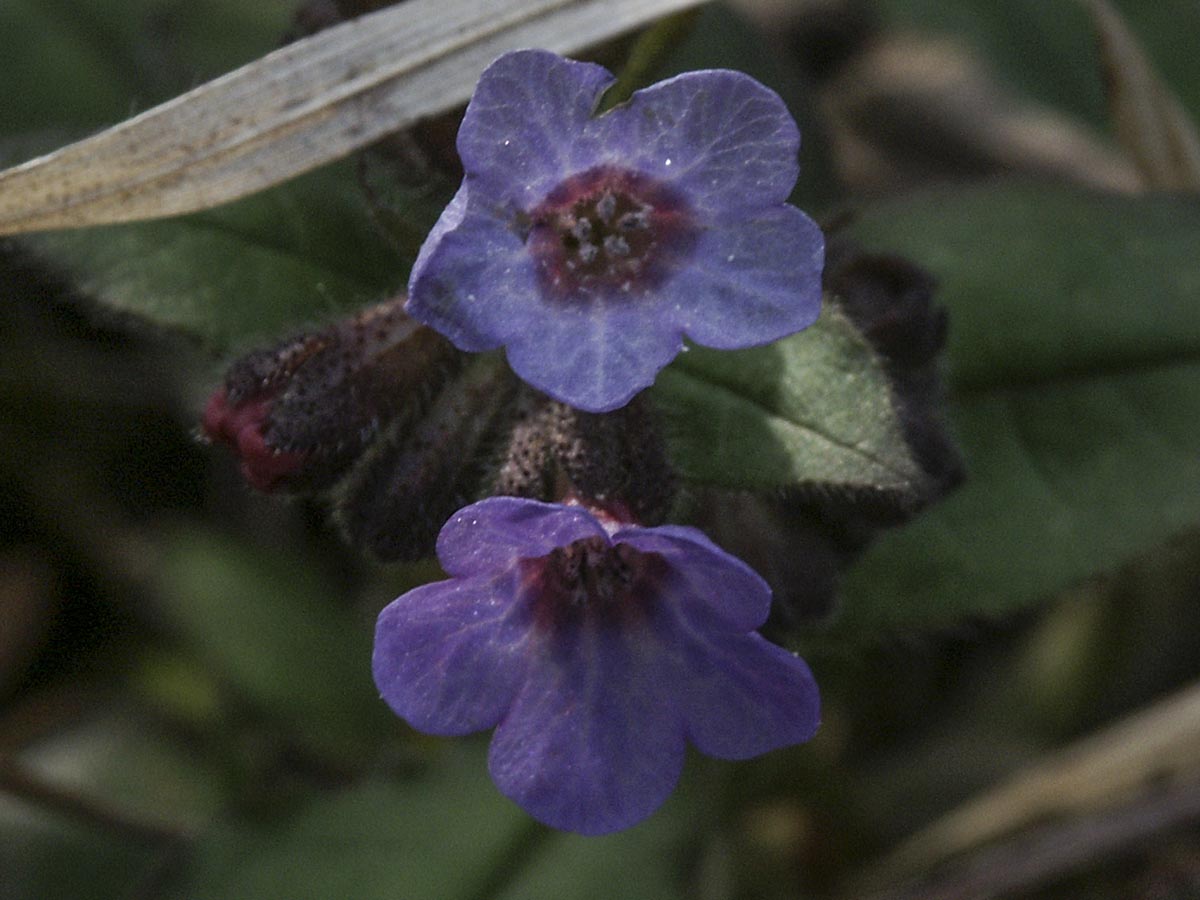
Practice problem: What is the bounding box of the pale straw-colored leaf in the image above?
[1086,0,1200,191]
[819,34,1141,195]
[0,0,705,236]
[863,679,1200,882]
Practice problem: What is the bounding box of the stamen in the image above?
[595,191,617,223]
[618,210,649,231]
[604,235,631,258]
[526,165,698,302]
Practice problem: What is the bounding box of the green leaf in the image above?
[492,791,709,900]
[2,0,409,349]
[0,704,225,900]
[0,0,294,132]
[21,162,404,351]
[154,524,387,747]
[16,705,228,832]
[177,744,529,900]
[831,183,1200,635]
[0,803,159,900]
[652,307,925,494]
[176,741,714,900]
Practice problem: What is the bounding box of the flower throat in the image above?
[526,166,697,300]
[521,536,665,628]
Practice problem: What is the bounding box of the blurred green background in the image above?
[2,1,1200,897]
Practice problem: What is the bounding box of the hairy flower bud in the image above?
[332,355,519,561]
[201,297,462,492]
[492,392,676,526]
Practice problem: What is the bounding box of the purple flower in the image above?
[406,50,824,413]
[372,496,820,835]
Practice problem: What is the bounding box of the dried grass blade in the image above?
[0,0,705,236]
[1087,0,1200,191]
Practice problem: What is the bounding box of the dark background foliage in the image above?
[2,1,1199,897]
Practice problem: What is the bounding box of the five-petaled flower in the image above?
[406,49,825,413]
[372,496,821,835]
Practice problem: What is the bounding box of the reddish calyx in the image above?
[201,387,306,492]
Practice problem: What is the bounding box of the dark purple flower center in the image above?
[520,536,666,629]
[525,166,697,301]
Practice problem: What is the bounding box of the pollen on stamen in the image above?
[604,235,631,257]
[595,192,617,223]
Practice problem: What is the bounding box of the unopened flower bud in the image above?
[493,392,676,526]
[332,354,519,561]
[201,297,462,492]
[202,386,307,491]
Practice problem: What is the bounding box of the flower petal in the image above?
[488,622,685,835]
[457,49,615,210]
[614,525,774,632]
[409,181,468,282]
[437,497,607,578]
[405,204,542,352]
[664,205,824,349]
[373,571,532,735]
[596,70,800,218]
[504,294,684,413]
[661,608,821,759]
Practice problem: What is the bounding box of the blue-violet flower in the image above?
[372,496,821,835]
[406,49,825,412]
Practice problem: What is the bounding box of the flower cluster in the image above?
[381,50,825,833]
[205,48,827,836]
